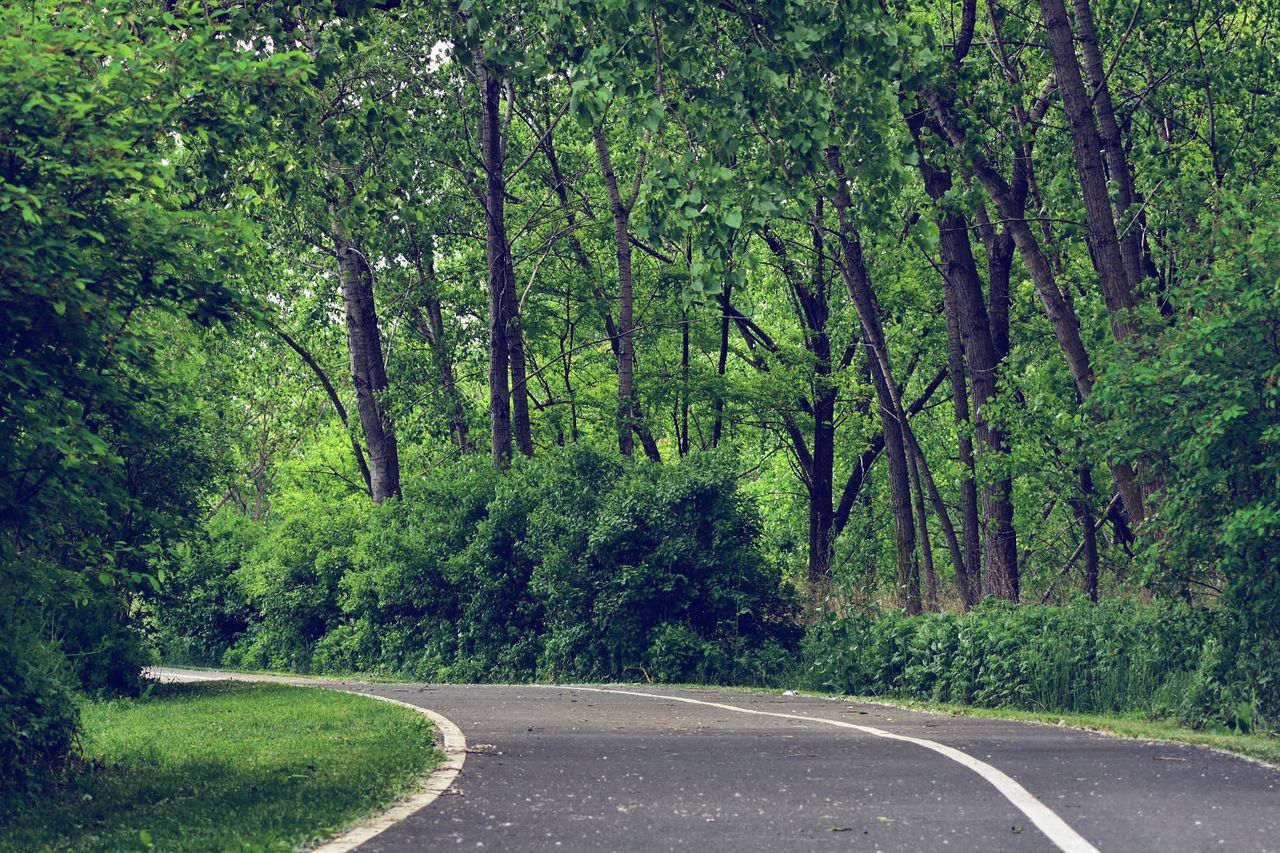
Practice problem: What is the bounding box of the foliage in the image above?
[804,600,1277,732]
[154,447,800,685]
[0,0,305,786]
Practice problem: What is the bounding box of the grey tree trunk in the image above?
[593,127,637,458]
[332,219,400,503]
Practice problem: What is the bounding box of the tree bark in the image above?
[1074,463,1100,602]
[826,146,921,613]
[478,59,533,462]
[712,276,732,448]
[908,449,940,611]
[1070,0,1153,291]
[593,127,638,458]
[331,218,400,503]
[478,59,513,465]
[1038,0,1138,340]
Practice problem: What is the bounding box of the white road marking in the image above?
[149,669,467,853]
[551,685,1100,853]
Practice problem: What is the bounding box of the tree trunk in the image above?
[1074,464,1100,602]
[1038,0,1138,340]
[1070,0,1153,291]
[980,224,1019,597]
[478,59,513,465]
[826,147,921,613]
[712,277,732,448]
[332,219,401,503]
[908,449,939,611]
[872,359,923,614]
[543,123,661,461]
[593,127,637,458]
[908,113,1014,604]
[680,308,690,457]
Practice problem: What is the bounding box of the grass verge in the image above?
[832,695,1280,767]
[0,681,441,852]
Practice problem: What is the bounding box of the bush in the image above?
[155,447,800,686]
[803,598,1275,731]
[0,616,80,805]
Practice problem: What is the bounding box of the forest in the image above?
[3,0,1279,796]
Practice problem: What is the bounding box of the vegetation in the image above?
[152,447,800,684]
[3,0,1278,804]
[804,599,1279,731]
[0,681,439,851]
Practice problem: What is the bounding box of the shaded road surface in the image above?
[155,670,1279,852]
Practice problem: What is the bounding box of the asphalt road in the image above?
[154,670,1280,852]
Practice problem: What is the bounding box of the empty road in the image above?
[154,669,1280,852]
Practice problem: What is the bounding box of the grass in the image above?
[860,697,1280,766]
[0,681,441,852]
[643,682,1280,767]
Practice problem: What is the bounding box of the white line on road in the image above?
[553,685,1100,853]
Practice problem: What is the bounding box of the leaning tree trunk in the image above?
[332,218,400,503]
[1038,0,1141,351]
[827,148,922,613]
[923,90,1147,526]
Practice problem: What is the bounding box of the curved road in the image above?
[155,669,1279,852]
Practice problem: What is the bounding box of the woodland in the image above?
[3,0,1279,794]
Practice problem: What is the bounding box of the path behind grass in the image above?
[1,681,441,852]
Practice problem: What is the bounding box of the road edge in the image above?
[146,668,467,852]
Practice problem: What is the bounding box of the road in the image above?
[154,669,1280,852]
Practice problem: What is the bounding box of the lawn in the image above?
[0,681,440,852]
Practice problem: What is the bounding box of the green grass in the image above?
[648,682,1280,767]
[0,681,441,852]
[861,697,1280,766]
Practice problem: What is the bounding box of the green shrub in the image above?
[156,447,799,686]
[0,616,80,805]
[804,598,1275,731]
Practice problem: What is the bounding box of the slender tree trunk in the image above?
[712,277,732,448]
[478,59,513,465]
[942,282,981,606]
[331,218,401,503]
[908,449,939,611]
[680,308,690,457]
[1074,464,1100,602]
[827,147,922,612]
[872,360,923,614]
[909,114,1014,604]
[809,351,836,584]
[1070,0,1152,291]
[543,124,661,461]
[980,223,1019,596]
[593,127,637,458]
